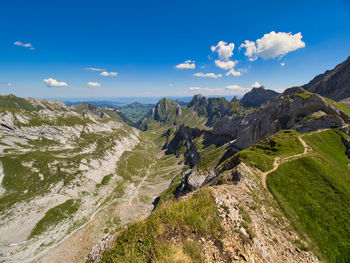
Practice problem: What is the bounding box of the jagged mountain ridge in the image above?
[303,56,350,101]
[88,57,350,263]
[137,97,208,130]
[187,94,250,126]
[214,87,350,151]
[138,94,251,130]
[240,86,279,107]
[3,55,350,262]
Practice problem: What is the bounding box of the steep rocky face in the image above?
[164,124,200,167]
[303,56,350,101]
[138,98,183,130]
[240,86,279,107]
[187,94,207,110]
[175,169,215,198]
[188,94,247,126]
[213,87,349,151]
[152,98,182,122]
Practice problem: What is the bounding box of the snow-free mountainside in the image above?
[1,56,350,263]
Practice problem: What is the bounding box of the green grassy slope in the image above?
[267,130,350,262]
[324,97,350,116]
[218,130,304,173]
[118,102,154,123]
[30,199,80,238]
[98,188,222,263]
[0,95,39,111]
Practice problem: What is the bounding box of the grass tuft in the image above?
[100,187,222,263]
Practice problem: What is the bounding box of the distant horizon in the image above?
[46,94,243,106]
[1,93,243,102]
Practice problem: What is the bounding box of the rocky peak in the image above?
[302,56,350,101]
[281,86,309,96]
[187,94,207,108]
[214,91,350,151]
[153,98,181,122]
[231,96,239,102]
[72,102,107,118]
[240,86,279,108]
[164,124,200,167]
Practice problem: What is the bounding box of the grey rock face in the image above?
[303,56,350,101]
[87,233,115,263]
[240,86,279,108]
[213,88,349,151]
[175,169,215,197]
[342,137,350,159]
[295,112,345,133]
[165,124,200,167]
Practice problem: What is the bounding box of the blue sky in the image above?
[0,0,350,98]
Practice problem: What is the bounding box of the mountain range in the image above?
[0,56,350,263]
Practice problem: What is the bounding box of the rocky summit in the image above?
[303,56,350,101]
[213,87,349,151]
[240,86,279,107]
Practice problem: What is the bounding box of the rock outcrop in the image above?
[240,86,279,107]
[138,98,183,130]
[164,124,200,167]
[87,233,115,263]
[303,56,350,101]
[213,87,349,151]
[342,136,350,159]
[175,169,215,197]
[188,94,247,126]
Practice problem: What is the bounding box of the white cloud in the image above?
[169,83,174,87]
[239,40,257,61]
[214,60,237,70]
[43,78,68,87]
[14,41,34,50]
[7,83,12,87]
[100,71,118,77]
[280,62,286,67]
[225,85,247,91]
[87,81,101,87]
[252,81,261,88]
[240,31,305,61]
[214,60,241,77]
[193,72,222,78]
[211,41,235,61]
[226,69,241,77]
[85,67,104,71]
[188,86,201,91]
[175,60,195,69]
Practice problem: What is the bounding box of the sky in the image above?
[0,0,350,99]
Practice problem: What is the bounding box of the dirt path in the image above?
[128,161,155,206]
[261,136,312,191]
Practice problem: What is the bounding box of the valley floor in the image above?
[0,120,182,263]
[38,129,183,263]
